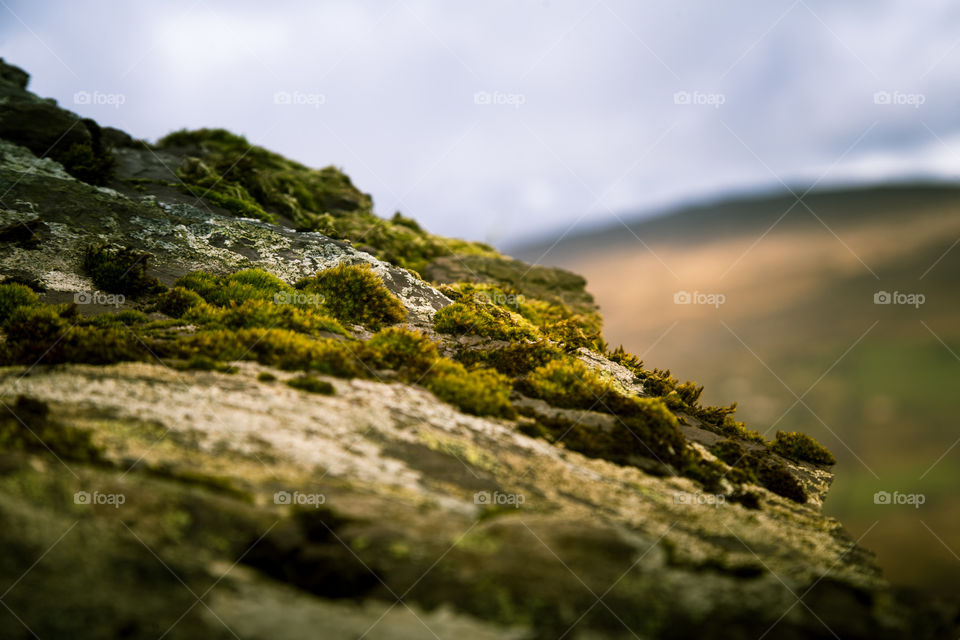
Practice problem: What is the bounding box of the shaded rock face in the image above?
[0,59,957,640]
[0,58,29,89]
[0,59,85,149]
[0,58,117,186]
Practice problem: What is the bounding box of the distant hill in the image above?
[511,182,960,264]
[511,182,960,595]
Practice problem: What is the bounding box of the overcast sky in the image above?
[2,0,959,246]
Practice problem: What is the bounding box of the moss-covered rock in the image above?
[424,360,515,418]
[295,263,406,330]
[81,244,162,296]
[0,62,946,638]
[772,430,837,466]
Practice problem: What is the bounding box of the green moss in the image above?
[347,218,501,273]
[295,263,406,330]
[607,345,644,375]
[772,431,836,466]
[80,310,149,328]
[364,327,438,376]
[172,271,222,301]
[637,368,702,408]
[699,410,767,445]
[708,439,807,503]
[433,302,538,342]
[390,212,422,232]
[0,396,103,462]
[0,283,40,324]
[155,128,503,272]
[176,269,290,306]
[178,182,274,222]
[158,328,364,377]
[286,375,336,395]
[0,305,147,366]
[438,282,597,348]
[176,355,237,374]
[457,340,561,377]
[184,300,347,337]
[257,371,277,382]
[155,286,205,318]
[217,268,289,304]
[606,346,769,444]
[158,128,370,222]
[709,439,748,467]
[81,244,163,296]
[679,453,731,492]
[51,141,116,185]
[755,460,807,503]
[425,360,515,418]
[517,358,612,411]
[519,396,687,468]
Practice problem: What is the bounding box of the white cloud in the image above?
[2,0,959,244]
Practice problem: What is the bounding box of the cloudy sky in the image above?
[2,0,959,245]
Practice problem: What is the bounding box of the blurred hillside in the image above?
[512,183,960,595]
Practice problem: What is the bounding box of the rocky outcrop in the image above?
[0,58,956,639]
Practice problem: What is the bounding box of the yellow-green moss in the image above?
[425,360,515,418]
[155,286,205,318]
[438,282,599,349]
[184,299,347,337]
[772,431,836,466]
[0,282,40,324]
[434,302,538,342]
[81,244,164,296]
[519,396,687,468]
[456,340,561,377]
[176,268,290,306]
[517,358,613,411]
[1,305,147,366]
[155,128,504,272]
[80,310,149,328]
[364,327,438,376]
[608,345,767,444]
[709,438,808,503]
[295,263,406,330]
[157,328,364,377]
[286,375,336,395]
